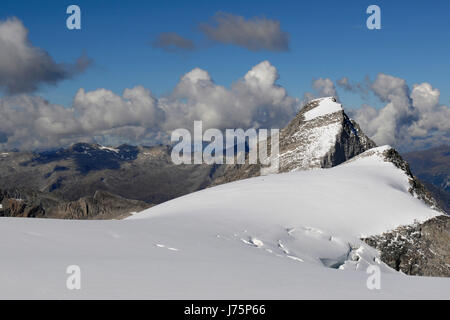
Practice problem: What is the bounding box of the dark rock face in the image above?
[403,145,449,192]
[0,189,47,218]
[321,115,376,168]
[0,198,45,218]
[403,145,450,214]
[420,181,450,215]
[0,188,150,219]
[383,148,441,212]
[47,190,151,220]
[363,215,450,277]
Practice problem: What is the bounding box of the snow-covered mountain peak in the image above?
[278,98,375,172]
[303,97,343,121]
[212,98,440,213]
[212,98,377,185]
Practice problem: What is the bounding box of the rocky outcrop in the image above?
[0,198,45,218]
[47,190,151,220]
[0,189,47,218]
[383,148,441,211]
[363,215,450,277]
[403,145,450,214]
[0,188,150,219]
[420,181,449,215]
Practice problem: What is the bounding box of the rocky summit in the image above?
[213,97,376,185]
[279,97,376,171]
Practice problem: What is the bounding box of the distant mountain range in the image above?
[0,144,219,218]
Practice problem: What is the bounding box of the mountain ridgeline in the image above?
[403,145,450,213]
[0,97,444,219]
[213,97,377,185]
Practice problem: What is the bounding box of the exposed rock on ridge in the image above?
[363,215,450,277]
[212,97,376,185]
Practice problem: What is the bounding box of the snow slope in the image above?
[0,147,448,299]
[303,97,342,121]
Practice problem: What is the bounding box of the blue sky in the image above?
[1,0,449,108]
[0,0,449,152]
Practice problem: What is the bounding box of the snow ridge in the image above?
[303,97,343,121]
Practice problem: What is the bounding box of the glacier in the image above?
[0,146,448,299]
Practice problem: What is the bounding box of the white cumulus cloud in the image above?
[0,61,299,150]
[349,74,450,151]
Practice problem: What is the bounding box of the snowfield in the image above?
[0,147,448,299]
